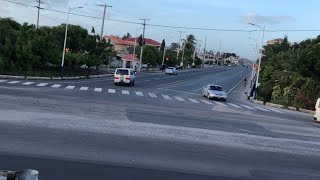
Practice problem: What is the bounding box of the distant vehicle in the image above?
[314,98,320,122]
[228,64,232,67]
[142,64,148,68]
[114,68,136,86]
[202,85,227,101]
[165,67,178,75]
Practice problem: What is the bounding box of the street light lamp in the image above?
[60,4,84,78]
[249,23,265,99]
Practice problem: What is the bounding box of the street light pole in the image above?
[60,5,83,78]
[249,23,265,99]
[162,47,166,66]
[256,25,265,90]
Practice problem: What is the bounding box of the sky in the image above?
[1,0,320,60]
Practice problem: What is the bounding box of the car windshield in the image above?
[116,69,129,75]
[209,86,223,91]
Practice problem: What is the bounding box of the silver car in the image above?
[165,67,178,75]
[202,85,227,101]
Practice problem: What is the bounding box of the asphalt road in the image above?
[0,66,319,180]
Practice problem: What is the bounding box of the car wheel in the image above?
[207,94,211,100]
[115,83,118,86]
[132,81,135,86]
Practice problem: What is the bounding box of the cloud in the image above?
[243,13,295,25]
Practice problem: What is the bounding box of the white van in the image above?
[114,68,136,86]
[314,98,320,122]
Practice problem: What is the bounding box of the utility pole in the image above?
[99,3,112,40]
[139,18,150,72]
[36,0,44,30]
[203,35,207,68]
[177,31,184,63]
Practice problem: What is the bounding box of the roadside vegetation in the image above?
[258,36,320,110]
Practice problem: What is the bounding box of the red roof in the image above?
[122,54,139,61]
[105,35,135,46]
[127,37,161,47]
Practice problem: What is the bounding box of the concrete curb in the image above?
[251,100,314,114]
[0,73,113,80]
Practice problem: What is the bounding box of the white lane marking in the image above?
[108,89,116,93]
[122,90,130,95]
[8,81,20,84]
[79,87,89,91]
[94,88,102,92]
[228,103,242,109]
[65,86,75,90]
[162,95,172,100]
[201,100,213,105]
[135,91,144,96]
[175,96,185,101]
[51,84,62,88]
[157,88,200,96]
[0,80,7,83]
[213,101,228,107]
[239,104,255,110]
[22,82,34,85]
[227,71,252,94]
[254,106,270,112]
[266,108,282,113]
[188,98,200,103]
[36,83,48,87]
[148,93,157,98]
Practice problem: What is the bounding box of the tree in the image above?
[138,34,144,46]
[122,32,132,40]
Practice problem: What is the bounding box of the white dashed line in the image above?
[94,88,102,92]
[122,90,130,95]
[79,87,89,91]
[22,82,34,85]
[36,83,48,87]
[228,103,242,108]
[108,89,116,93]
[175,96,185,101]
[51,84,62,88]
[201,100,213,105]
[254,106,270,112]
[148,93,157,98]
[162,95,172,100]
[135,92,144,96]
[239,104,255,110]
[65,86,75,90]
[8,81,20,84]
[188,98,199,103]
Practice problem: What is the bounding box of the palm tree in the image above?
[181,34,196,67]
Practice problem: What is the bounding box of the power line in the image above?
[2,0,320,33]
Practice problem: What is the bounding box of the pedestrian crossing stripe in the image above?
[36,83,48,87]
[122,90,130,95]
[148,93,157,98]
[22,82,34,85]
[188,98,199,103]
[94,88,102,92]
[175,96,185,101]
[80,87,89,91]
[8,81,20,84]
[214,101,228,107]
[240,104,255,110]
[201,100,213,105]
[266,108,282,113]
[228,103,242,108]
[108,89,116,93]
[254,106,270,112]
[162,95,172,100]
[65,86,75,90]
[51,84,62,88]
[135,92,144,96]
